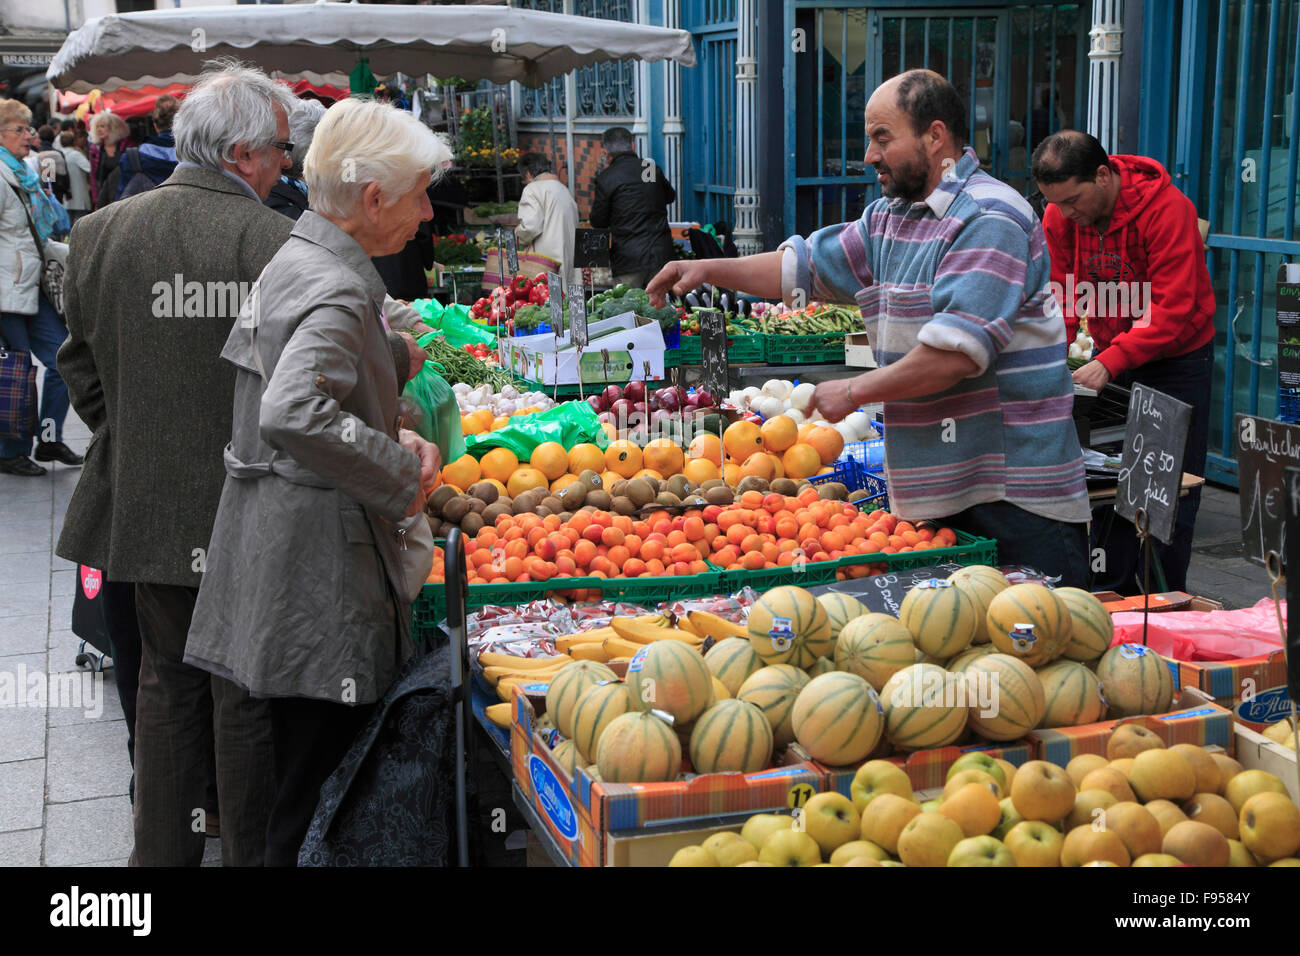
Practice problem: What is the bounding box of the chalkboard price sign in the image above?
[573,228,611,269]
[546,272,564,345]
[1115,384,1192,545]
[808,563,964,616]
[699,309,728,400]
[502,229,518,276]
[1236,414,1300,566]
[568,274,588,349]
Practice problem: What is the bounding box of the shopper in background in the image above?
[1033,130,1216,594]
[114,94,180,200]
[648,70,1091,586]
[263,97,325,221]
[590,126,676,288]
[88,111,129,209]
[515,151,579,281]
[185,97,447,867]
[57,130,92,223]
[0,98,81,477]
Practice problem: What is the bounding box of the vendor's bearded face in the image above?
[863,97,935,203]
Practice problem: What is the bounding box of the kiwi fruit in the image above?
[818,482,847,501]
[625,478,656,508]
[666,474,691,498]
[848,489,868,502]
[682,495,707,507]
[699,478,725,491]
[558,512,573,522]
[770,477,798,497]
[578,469,604,491]
[704,485,735,506]
[556,480,587,508]
[460,512,484,536]
[441,496,471,524]
[586,489,612,512]
[427,485,457,516]
[468,481,498,505]
[736,476,770,496]
[611,496,636,516]
[534,505,553,518]
[466,496,487,515]
[610,479,629,498]
[541,496,564,514]
[655,491,682,507]
[481,502,510,525]
[425,515,442,537]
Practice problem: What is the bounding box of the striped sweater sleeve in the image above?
[920,213,1031,376]
[779,212,876,306]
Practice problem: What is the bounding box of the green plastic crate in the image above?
[672,333,762,365]
[717,530,998,593]
[677,336,701,363]
[665,347,683,368]
[761,332,847,365]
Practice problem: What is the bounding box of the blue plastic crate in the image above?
[662,319,681,350]
[807,459,865,491]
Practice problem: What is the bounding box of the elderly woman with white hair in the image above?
[184,97,452,866]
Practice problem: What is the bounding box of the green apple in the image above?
[800,792,861,857]
[741,813,791,849]
[993,796,1025,840]
[947,752,1008,790]
[1003,820,1063,867]
[947,835,1016,867]
[920,798,942,813]
[850,760,914,812]
[759,829,822,867]
[668,845,717,866]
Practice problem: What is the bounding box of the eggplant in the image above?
[720,293,731,314]
[685,291,701,309]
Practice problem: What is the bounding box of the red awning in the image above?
[58,79,347,119]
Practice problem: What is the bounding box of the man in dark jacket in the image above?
[115,95,180,200]
[589,126,676,288]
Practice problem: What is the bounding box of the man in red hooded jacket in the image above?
[1032,130,1216,594]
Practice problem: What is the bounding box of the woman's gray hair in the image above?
[305,98,452,219]
[173,59,299,169]
[287,98,327,179]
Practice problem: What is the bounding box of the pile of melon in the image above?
[666,739,1300,866]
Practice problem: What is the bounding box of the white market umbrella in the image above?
[46,2,696,93]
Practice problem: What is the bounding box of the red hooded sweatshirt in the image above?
[1043,155,1216,377]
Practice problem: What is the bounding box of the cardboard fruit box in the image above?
[1233,720,1300,804]
[510,686,823,867]
[1028,686,1234,767]
[787,739,1036,800]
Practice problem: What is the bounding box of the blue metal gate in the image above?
[682,0,738,227]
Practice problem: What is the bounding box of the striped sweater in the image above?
[780,146,1089,524]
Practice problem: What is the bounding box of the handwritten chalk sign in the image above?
[547,272,564,346]
[494,226,506,286]
[573,228,611,269]
[568,274,588,349]
[1285,467,1300,700]
[699,309,728,400]
[502,229,518,276]
[808,563,963,616]
[1237,414,1300,567]
[1115,384,1192,545]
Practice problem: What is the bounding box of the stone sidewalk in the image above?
[0,411,1282,866]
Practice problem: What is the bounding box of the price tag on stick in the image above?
[700,309,728,401]
[1115,383,1192,545]
[547,272,564,346]
[494,226,506,287]
[573,228,611,269]
[568,274,588,349]
[503,229,518,276]
[1236,414,1300,566]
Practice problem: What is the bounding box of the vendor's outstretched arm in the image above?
[810,345,978,423]
[646,252,785,306]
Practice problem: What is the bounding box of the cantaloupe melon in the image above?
[596,711,682,783]
[551,737,581,773]
[791,671,884,766]
[899,579,979,658]
[946,643,998,675]
[986,583,1073,667]
[807,656,835,676]
[689,698,774,774]
[704,637,764,696]
[571,679,634,763]
[710,676,731,701]
[1036,659,1107,727]
[546,660,618,739]
[1055,587,1114,662]
[960,653,1045,741]
[1095,642,1174,717]
[880,663,968,750]
[947,565,1011,644]
[834,612,916,691]
[817,592,869,652]
[747,586,832,668]
[626,639,713,725]
[736,664,811,748]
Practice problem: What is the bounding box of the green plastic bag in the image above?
[401,360,467,463]
[439,313,498,348]
[413,298,446,326]
[465,400,608,460]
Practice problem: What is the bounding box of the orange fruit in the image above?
[471,409,495,433]
[767,453,784,480]
[506,467,549,498]
[723,463,741,487]
[479,447,519,484]
[739,451,775,482]
[460,414,484,436]
[634,468,664,483]
[529,441,569,481]
[687,433,723,467]
[643,438,685,476]
[605,440,643,478]
[600,421,618,441]
[441,453,481,489]
[682,458,720,485]
[806,425,845,465]
[551,473,581,494]
[782,443,821,480]
[482,478,508,497]
[723,420,764,462]
[760,415,798,453]
[601,470,622,488]
[568,443,605,475]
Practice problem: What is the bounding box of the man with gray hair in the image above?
[57,60,302,867]
[264,97,325,220]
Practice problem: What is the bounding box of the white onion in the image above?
[789,382,816,412]
[784,408,806,426]
[844,411,873,441]
[762,379,793,401]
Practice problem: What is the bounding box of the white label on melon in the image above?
[1008,624,1038,655]
[916,578,953,589]
[1118,644,1148,659]
[627,646,649,673]
[769,616,794,651]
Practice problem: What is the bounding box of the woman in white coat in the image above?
[0,98,81,475]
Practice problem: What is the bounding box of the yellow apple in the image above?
[849,759,914,812]
[947,835,1016,867]
[897,812,966,867]
[1132,853,1182,866]
[993,758,1019,792]
[1010,760,1077,824]
[1104,801,1163,858]
[758,828,822,866]
[799,791,861,857]
[736,860,775,866]
[1066,753,1110,789]
[1066,789,1118,831]
[1109,757,1136,777]
[920,798,942,812]
[1078,767,1137,803]
[1224,769,1288,814]
[705,834,759,867]
[1263,718,1297,745]
[1004,820,1063,867]
[842,856,885,866]
[940,782,1002,837]
[701,831,743,856]
[1061,825,1131,867]
[1145,799,1189,837]
[1127,748,1196,802]
[741,813,791,849]
[860,792,922,855]
[1239,791,1300,863]
[1227,838,1258,867]
[1106,723,1165,760]
[946,752,1008,790]
[993,796,1026,840]
[1181,792,1239,839]
[668,845,717,866]
[1169,743,1222,794]
[1211,754,1243,794]
[829,839,889,866]
[1268,857,1300,866]
[1163,819,1230,866]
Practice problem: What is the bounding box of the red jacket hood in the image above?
[1106,154,1171,229]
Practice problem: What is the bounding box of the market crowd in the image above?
[0,59,1212,866]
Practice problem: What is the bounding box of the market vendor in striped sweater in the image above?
[647,70,1091,586]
